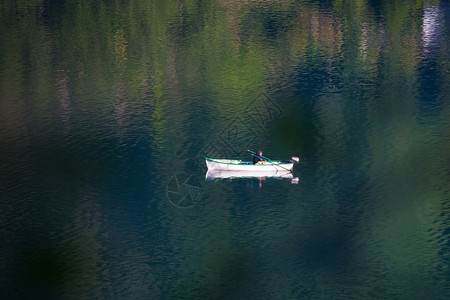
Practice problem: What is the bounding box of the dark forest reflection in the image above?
[1,0,450,298]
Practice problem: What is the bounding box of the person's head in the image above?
[257,149,263,155]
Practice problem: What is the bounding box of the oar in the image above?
[247,150,292,172]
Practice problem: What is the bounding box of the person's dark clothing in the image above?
[253,155,262,164]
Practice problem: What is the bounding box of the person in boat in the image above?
[253,150,266,164]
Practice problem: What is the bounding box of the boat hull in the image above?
[206,169,293,180]
[205,158,293,172]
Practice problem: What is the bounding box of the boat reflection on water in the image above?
[205,170,299,186]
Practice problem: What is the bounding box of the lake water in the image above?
[1,0,450,299]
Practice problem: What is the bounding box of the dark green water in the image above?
[1,0,450,299]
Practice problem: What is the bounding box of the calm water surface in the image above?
[1,0,450,299]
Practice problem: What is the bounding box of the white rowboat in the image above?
[205,158,294,172]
